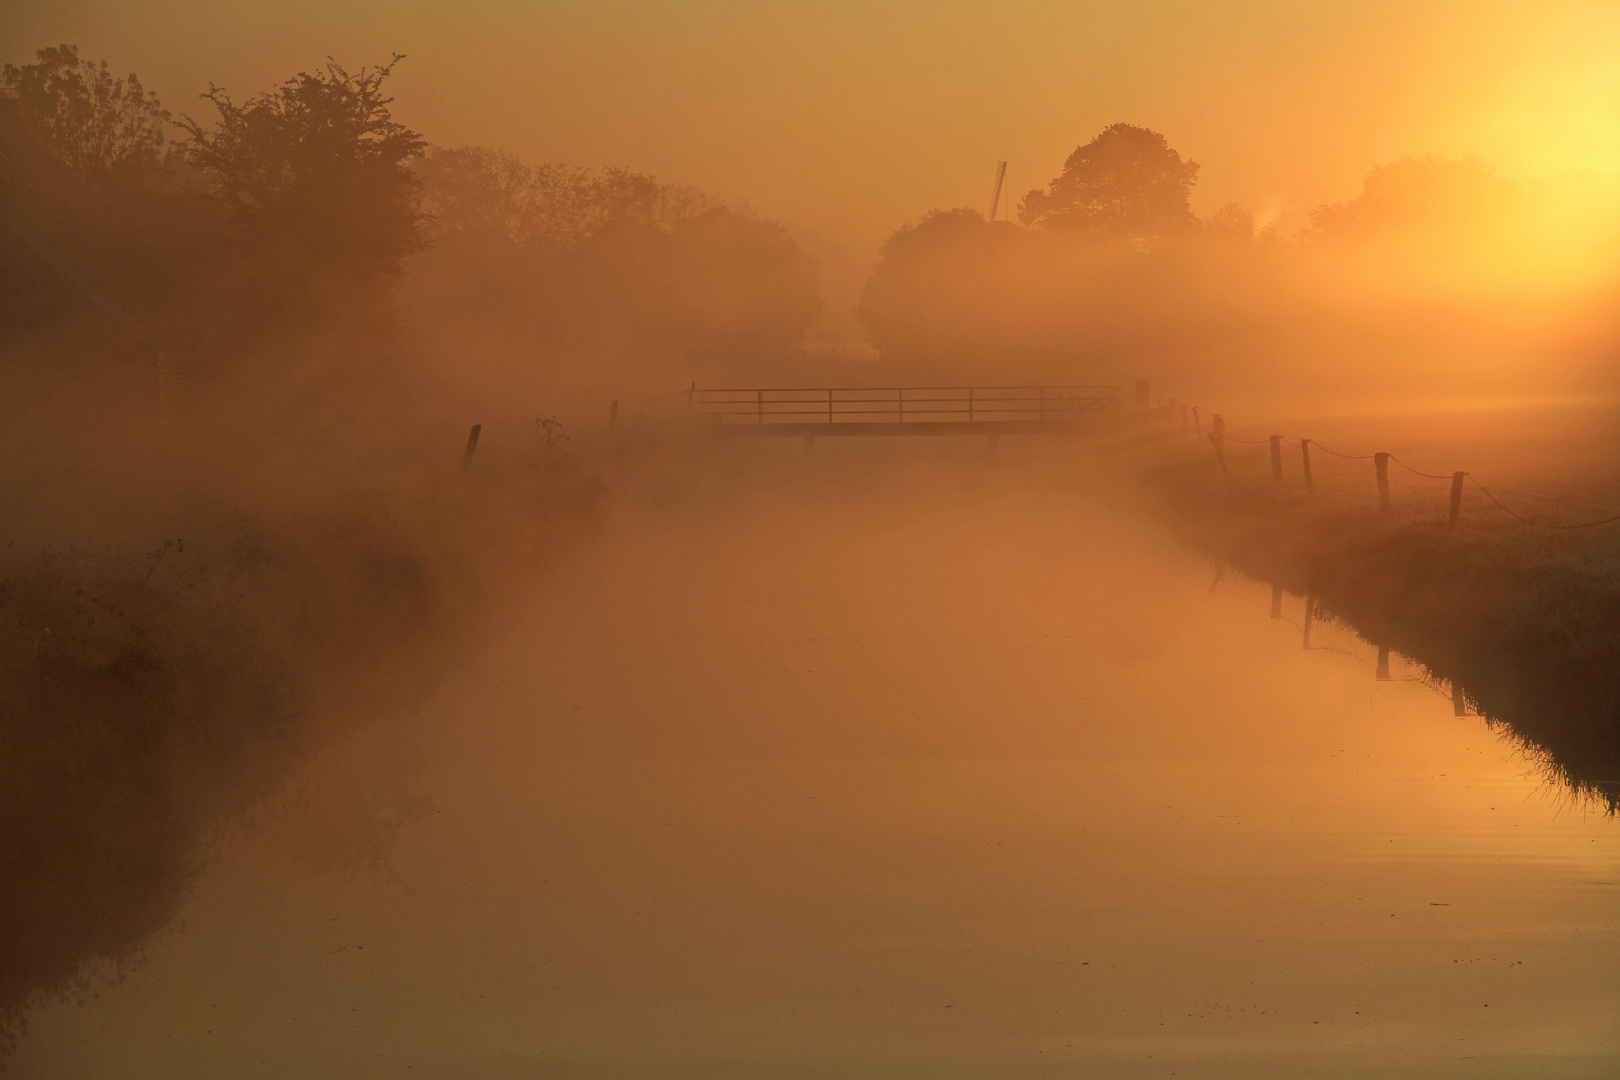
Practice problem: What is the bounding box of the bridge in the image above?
[687,385,1120,446]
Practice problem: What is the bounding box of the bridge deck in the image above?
[709,419,1087,438]
[689,385,1118,437]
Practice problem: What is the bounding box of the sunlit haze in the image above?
[5,3,1620,1077]
[13,0,1620,313]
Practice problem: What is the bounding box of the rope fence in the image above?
[1160,396,1620,530]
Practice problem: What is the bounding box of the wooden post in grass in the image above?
[1181,403,1189,431]
[1192,406,1202,435]
[1449,471,1465,529]
[1302,597,1314,649]
[1212,414,1225,456]
[1374,452,1391,515]
[1207,431,1228,474]
[1270,583,1283,619]
[1269,435,1283,483]
[1451,681,1466,716]
[461,424,481,473]
[1376,644,1390,680]
[1301,439,1315,493]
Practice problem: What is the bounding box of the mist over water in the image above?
[10,444,1619,1079]
[5,11,1620,1076]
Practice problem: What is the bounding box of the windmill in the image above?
[988,160,1008,221]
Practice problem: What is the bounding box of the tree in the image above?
[1303,155,1519,245]
[856,208,1005,360]
[1019,123,1199,242]
[0,44,169,184]
[661,207,822,357]
[179,57,427,279]
[416,146,714,251]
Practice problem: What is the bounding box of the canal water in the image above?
[14,444,1620,1078]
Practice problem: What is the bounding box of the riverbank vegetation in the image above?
[1115,409,1620,811]
[854,119,1620,809]
[0,42,789,1053]
[7,35,1620,1061]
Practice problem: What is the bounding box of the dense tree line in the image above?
[0,45,821,397]
[407,145,821,380]
[858,123,1587,389]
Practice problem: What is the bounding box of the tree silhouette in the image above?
[417,146,713,251]
[1304,155,1519,244]
[1,44,169,184]
[179,57,426,279]
[1019,122,1199,242]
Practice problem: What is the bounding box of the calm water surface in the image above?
[16,451,1620,1078]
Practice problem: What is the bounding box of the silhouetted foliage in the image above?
[857,125,1588,389]
[417,145,712,250]
[1,44,170,184]
[179,56,427,280]
[1019,123,1200,242]
[0,47,200,358]
[1304,155,1521,245]
[1205,201,1258,241]
[408,145,821,379]
[857,208,1007,361]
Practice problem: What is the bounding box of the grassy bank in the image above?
[1122,408,1620,811]
[0,433,603,1058]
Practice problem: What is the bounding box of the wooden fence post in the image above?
[1180,403,1189,431]
[1212,414,1225,457]
[1301,439,1315,493]
[1374,452,1391,515]
[1449,471,1465,529]
[1270,583,1282,619]
[1207,431,1228,474]
[1269,435,1282,483]
[1135,379,1150,408]
[608,400,618,432]
[1302,597,1313,649]
[461,424,481,473]
[1192,406,1202,435]
[1376,644,1390,680]
[1451,681,1466,716]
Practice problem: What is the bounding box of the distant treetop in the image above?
[178,56,428,277]
[1019,122,1200,243]
[0,44,170,183]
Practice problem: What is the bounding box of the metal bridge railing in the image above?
[687,385,1119,425]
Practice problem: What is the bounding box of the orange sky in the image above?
[10,0,1620,300]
